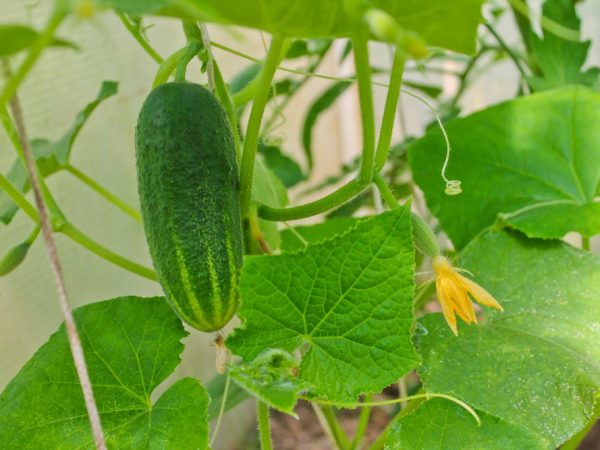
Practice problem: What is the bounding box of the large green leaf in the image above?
[0,296,209,449]
[103,0,483,54]
[0,81,118,224]
[227,207,419,402]
[409,87,600,249]
[416,230,600,448]
[528,0,599,92]
[385,399,545,450]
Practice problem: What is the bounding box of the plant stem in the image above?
[350,394,373,450]
[210,375,230,448]
[0,9,65,107]
[61,222,157,281]
[239,36,286,220]
[373,174,399,210]
[0,172,40,222]
[152,47,188,88]
[257,401,273,450]
[319,405,351,450]
[174,42,201,82]
[375,49,405,171]
[483,22,529,82]
[6,77,107,450]
[352,34,376,183]
[66,165,141,223]
[582,235,590,251]
[258,177,367,221]
[117,13,163,64]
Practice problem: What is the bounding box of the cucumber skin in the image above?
[135,82,243,332]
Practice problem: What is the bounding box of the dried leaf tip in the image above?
[432,255,503,335]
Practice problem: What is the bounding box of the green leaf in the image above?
[228,349,304,416]
[252,156,288,249]
[280,216,359,253]
[228,207,419,402]
[385,399,545,450]
[528,0,599,92]
[0,81,118,225]
[0,24,77,56]
[0,296,210,449]
[409,87,600,249]
[259,143,304,188]
[302,81,352,169]
[102,0,483,54]
[416,230,600,448]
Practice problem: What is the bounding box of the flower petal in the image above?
[461,276,503,310]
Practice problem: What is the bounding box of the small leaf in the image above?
[259,143,305,188]
[385,399,545,450]
[0,242,30,276]
[0,24,77,56]
[228,207,419,402]
[0,296,210,449]
[302,81,352,170]
[417,230,600,448]
[409,87,600,249]
[228,349,304,416]
[252,157,288,249]
[0,81,118,224]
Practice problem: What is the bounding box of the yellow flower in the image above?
[432,255,503,335]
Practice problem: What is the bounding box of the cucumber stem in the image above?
[257,401,273,450]
[239,36,287,220]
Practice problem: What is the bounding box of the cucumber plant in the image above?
[0,1,599,449]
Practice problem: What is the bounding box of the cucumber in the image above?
[135,82,243,332]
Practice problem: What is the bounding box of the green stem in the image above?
[0,172,40,222]
[210,375,230,447]
[174,42,201,82]
[257,401,273,450]
[483,22,528,80]
[258,178,367,221]
[352,34,376,183]
[375,48,405,171]
[239,36,286,220]
[350,395,373,450]
[319,405,351,450]
[582,235,590,252]
[0,9,65,106]
[66,165,141,223]
[117,13,163,64]
[61,222,157,281]
[373,174,399,210]
[153,47,188,88]
[366,395,426,450]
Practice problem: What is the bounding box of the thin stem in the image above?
[373,174,400,210]
[375,49,405,171]
[153,47,188,88]
[319,405,351,450]
[258,178,367,221]
[257,401,273,450]
[305,393,481,426]
[198,23,216,91]
[483,23,529,82]
[0,9,65,106]
[582,235,590,252]
[117,13,163,64]
[350,394,373,450]
[6,78,107,450]
[61,222,157,281]
[66,165,141,223]
[174,42,201,82]
[239,36,286,219]
[0,172,40,222]
[210,375,230,447]
[352,34,376,183]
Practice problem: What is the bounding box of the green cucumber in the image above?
[135,82,243,332]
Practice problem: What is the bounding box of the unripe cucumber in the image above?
[135,82,243,332]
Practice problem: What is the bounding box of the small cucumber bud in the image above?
[74,0,97,18]
[364,9,429,59]
[411,213,440,258]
